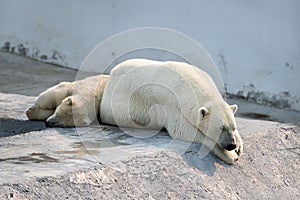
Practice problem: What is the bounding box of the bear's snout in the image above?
[220,137,237,151]
[219,132,238,151]
[45,116,62,127]
[45,119,56,127]
[224,143,237,151]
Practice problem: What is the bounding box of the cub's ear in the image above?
[199,107,209,120]
[66,97,73,105]
[230,104,238,114]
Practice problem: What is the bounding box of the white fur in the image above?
[26,75,109,127]
[100,59,243,164]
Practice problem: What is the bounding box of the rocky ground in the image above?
[0,51,299,199]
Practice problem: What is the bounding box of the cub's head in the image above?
[45,96,92,127]
[197,102,242,155]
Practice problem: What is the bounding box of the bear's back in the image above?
[110,59,222,100]
[100,59,224,126]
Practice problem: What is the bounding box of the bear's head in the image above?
[45,95,93,127]
[196,102,243,155]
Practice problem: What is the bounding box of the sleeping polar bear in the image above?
[100,59,243,164]
[26,75,109,127]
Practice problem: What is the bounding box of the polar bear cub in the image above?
[26,74,109,127]
[100,59,243,164]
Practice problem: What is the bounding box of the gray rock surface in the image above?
[0,92,299,199]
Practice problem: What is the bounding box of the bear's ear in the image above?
[199,107,209,120]
[66,97,73,105]
[230,104,238,114]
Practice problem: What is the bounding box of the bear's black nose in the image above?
[225,144,237,151]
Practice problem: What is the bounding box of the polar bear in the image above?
[100,59,243,164]
[26,74,109,127]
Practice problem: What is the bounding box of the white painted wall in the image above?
[1,0,299,110]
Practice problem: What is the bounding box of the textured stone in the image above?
[0,93,299,199]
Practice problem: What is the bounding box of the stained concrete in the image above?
[0,52,299,199]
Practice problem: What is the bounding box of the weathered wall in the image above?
[0,0,299,110]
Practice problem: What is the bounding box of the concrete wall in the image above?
[1,0,299,111]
